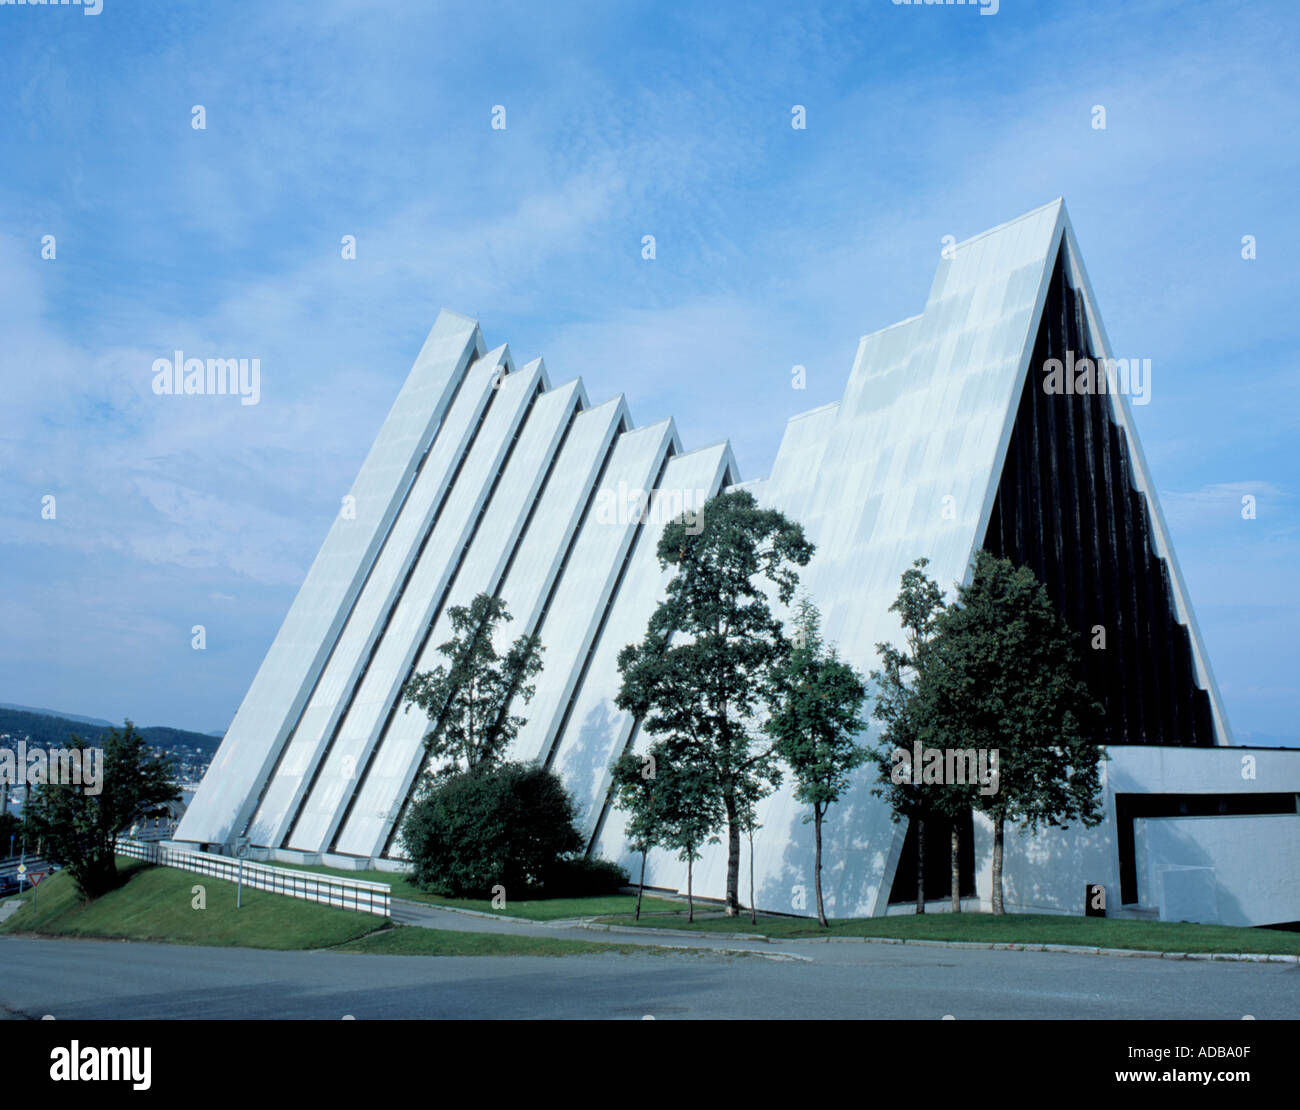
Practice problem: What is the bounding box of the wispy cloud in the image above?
[1,0,1296,737]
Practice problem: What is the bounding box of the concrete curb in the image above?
[577,922,770,942]
[891,938,1299,963]
[574,921,1300,963]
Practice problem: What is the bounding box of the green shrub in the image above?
[401,762,583,898]
[543,856,630,897]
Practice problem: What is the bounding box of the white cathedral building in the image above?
[176,200,1300,927]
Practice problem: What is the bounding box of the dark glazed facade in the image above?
[983,247,1216,747]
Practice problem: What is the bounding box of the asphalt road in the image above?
[2,935,1296,1020]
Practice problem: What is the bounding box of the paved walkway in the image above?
[391,899,798,957]
[390,898,1300,965]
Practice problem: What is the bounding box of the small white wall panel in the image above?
[1137,815,1300,925]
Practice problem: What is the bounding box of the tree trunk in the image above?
[724,792,740,916]
[992,815,1005,915]
[814,808,827,928]
[748,827,756,925]
[636,849,646,922]
[687,854,694,924]
[83,850,118,899]
[915,815,926,914]
[950,819,961,913]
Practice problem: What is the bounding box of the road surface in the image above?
[2,934,1295,1020]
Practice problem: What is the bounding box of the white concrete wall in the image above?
[972,807,1120,917]
[1135,814,1300,927]
[1106,745,1300,797]
[976,745,1300,923]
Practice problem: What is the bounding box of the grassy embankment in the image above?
[0,858,640,957]
[256,858,688,921]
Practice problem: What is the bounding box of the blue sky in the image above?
[1,0,1296,744]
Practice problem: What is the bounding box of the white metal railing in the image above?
[114,839,390,917]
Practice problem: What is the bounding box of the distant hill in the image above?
[0,708,223,757]
[0,703,114,728]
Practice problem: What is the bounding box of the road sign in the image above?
[16,864,25,876]
[28,872,45,887]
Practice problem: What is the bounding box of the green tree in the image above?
[653,742,723,924]
[609,747,662,921]
[869,558,946,913]
[23,722,179,899]
[401,593,543,778]
[920,550,1105,913]
[610,740,722,923]
[616,489,813,916]
[735,760,774,925]
[765,599,868,927]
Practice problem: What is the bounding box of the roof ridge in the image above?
[951,197,1064,253]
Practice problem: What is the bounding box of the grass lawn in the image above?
[256,858,687,920]
[591,908,1300,955]
[0,858,377,949]
[0,858,653,958]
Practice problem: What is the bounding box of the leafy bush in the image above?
[543,856,629,897]
[401,762,583,898]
